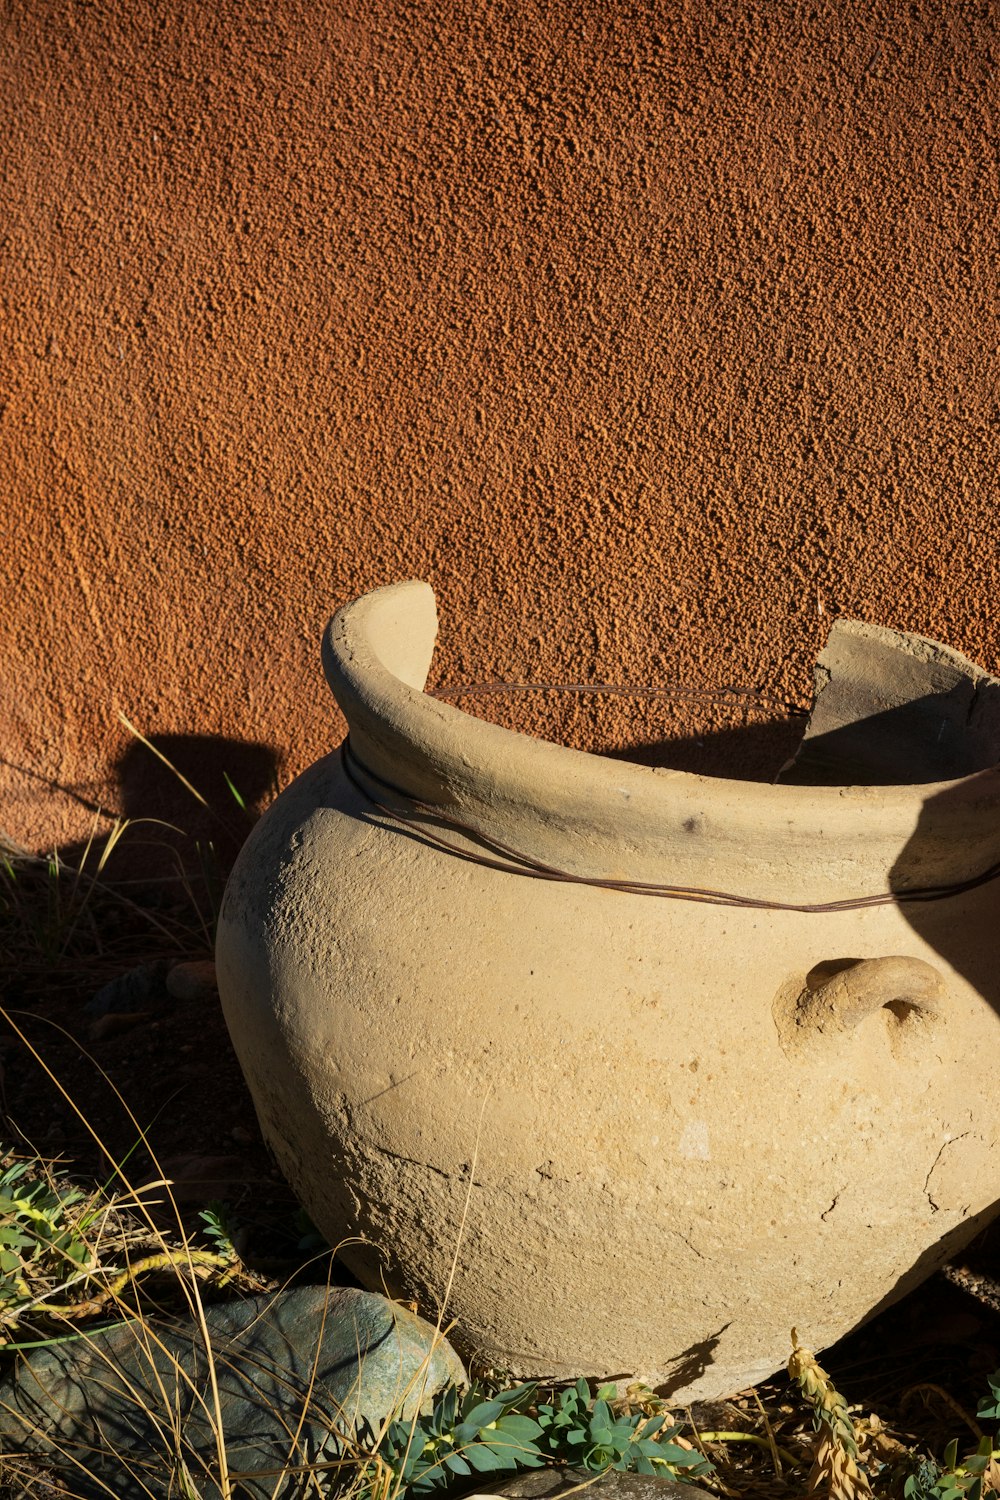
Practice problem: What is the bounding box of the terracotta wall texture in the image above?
[2,0,999,853]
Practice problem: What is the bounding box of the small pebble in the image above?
[88,1012,149,1042]
[166,960,218,1002]
[160,1153,254,1202]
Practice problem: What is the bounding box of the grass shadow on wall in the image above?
[109,732,282,880]
[0,732,284,1182]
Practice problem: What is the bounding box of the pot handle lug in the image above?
[778,955,945,1049]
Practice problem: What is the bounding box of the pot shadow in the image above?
[686,691,1000,1025]
[653,1321,732,1400]
[888,772,1000,1024]
[821,1196,1000,1368]
[606,697,1000,1382]
[603,683,1000,786]
[110,733,280,874]
[600,714,805,781]
[780,692,1000,786]
[792,709,1000,1337]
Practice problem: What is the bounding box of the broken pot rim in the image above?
[321,579,1000,900]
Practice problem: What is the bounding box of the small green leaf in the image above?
[223,771,248,810]
[590,1400,614,1431]
[463,1398,505,1428]
[497,1382,538,1408]
[633,1439,666,1458]
[585,1445,615,1471]
[495,1414,543,1443]
[0,1227,32,1249]
[980,1375,1000,1423]
[464,1445,506,1473]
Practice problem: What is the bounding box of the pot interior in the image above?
[429,613,1000,787]
[436,683,808,782]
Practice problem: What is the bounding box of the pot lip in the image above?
[321,579,1000,899]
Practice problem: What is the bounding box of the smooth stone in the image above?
[158,1150,253,1202]
[85,960,169,1017]
[166,958,219,1001]
[472,1467,703,1500]
[1,1284,465,1500]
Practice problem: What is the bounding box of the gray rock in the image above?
[471,1467,703,1500]
[1,1284,465,1499]
[86,960,169,1017]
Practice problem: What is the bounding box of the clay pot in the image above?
[216,580,1000,1401]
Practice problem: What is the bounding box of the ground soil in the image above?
[0,866,306,1266]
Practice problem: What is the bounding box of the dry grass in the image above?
[0,1011,466,1500]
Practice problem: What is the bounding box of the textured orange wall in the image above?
[2,0,999,853]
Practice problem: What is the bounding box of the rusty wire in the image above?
[429,677,809,714]
[340,732,1000,914]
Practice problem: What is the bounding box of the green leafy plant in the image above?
[0,1157,96,1318]
[980,1375,1000,1426]
[0,1151,256,1353]
[901,1374,1000,1500]
[197,1203,237,1262]
[365,1380,543,1495]
[360,1375,713,1497]
[534,1376,712,1476]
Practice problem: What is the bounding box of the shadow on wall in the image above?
[117,735,279,847]
[61,734,282,891]
[115,733,281,879]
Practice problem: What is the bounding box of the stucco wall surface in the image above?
[1,0,998,852]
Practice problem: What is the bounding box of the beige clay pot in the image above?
[216,580,1000,1401]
